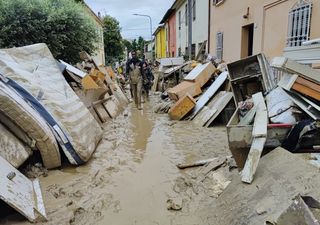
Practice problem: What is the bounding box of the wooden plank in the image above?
[103,98,118,118]
[196,157,226,182]
[238,106,257,126]
[285,90,320,120]
[292,83,320,101]
[205,92,233,127]
[0,156,47,222]
[177,158,218,169]
[188,72,228,120]
[168,94,196,120]
[295,76,320,92]
[241,137,267,184]
[93,103,110,123]
[252,92,267,138]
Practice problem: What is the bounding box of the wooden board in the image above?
[0,156,46,222]
[93,104,110,123]
[252,92,267,138]
[184,62,216,87]
[59,60,86,78]
[241,137,267,184]
[292,83,320,101]
[168,94,196,120]
[167,81,202,101]
[103,98,118,118]
[188,72,228,120]
[241,92,268,184]
[205,92,233,127]
[196,157,226,183]
[238,106,257,126]
[211,148,320,225]
[285,90,320,120]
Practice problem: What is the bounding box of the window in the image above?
[287,0,312,47]
[185,4,188,26]
[213,0,224,6]
[178,47,181,56]
[193,0,196,21]
[216,32,223,61]
[179,11,181,30]
[191,44,196,59]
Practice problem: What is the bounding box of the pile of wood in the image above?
[60,52,129,125]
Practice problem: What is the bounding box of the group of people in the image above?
[125,51,154,110]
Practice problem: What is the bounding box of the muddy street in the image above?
[1,95,233,225]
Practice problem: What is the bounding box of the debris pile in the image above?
[0,43,128,222]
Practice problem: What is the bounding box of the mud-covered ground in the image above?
[1,94,237,225]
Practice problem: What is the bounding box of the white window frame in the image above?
[287,0,312,47]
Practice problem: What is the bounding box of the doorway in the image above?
[241,23,254,58]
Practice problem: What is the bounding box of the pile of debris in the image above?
[0,43,128,222]
[165,52,320,224]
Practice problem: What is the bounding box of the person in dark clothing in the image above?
[126,51,144,110]
[141,57,154,101]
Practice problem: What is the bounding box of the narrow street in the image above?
[1,94,233,225]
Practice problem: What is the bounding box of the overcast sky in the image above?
[85,0,174,40]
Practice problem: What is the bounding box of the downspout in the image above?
[208,0,211,53]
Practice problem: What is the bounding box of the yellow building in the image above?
[83,3,105,65]
[209,0,320,62]
[154,25,167,59]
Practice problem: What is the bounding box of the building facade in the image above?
[209,0,320,62]
[154,25,167,59]
[160,8,177,57]
[83,3,105,66]
[175,0,209,58]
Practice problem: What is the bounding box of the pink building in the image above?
[160,8,177,57]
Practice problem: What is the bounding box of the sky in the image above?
[85,0,174,41]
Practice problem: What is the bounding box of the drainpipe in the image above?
[208,0,211,53]
[188,0,192,60]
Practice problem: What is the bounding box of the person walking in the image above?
[126,51,144,110]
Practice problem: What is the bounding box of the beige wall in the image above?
[210,0,320,63]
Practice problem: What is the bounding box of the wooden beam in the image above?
[241,137,267,184]
[241,92,268,184]
[292,83,320,101]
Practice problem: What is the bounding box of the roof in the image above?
[83,3,104,27]
[153,24,165,36]
[160,8,175,24]
[159,0,186,24]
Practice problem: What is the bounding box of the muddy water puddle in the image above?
[1,97,232,225]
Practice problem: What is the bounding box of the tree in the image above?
[137,36,145,54]
[0,0,98,63]
[102,15,124,64]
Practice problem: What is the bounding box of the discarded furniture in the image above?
[167,81,202,101]
[0,44,103,166]
[168,94,196,120]
[184,62,216,87]
[227,107,291,169]
[188,72,228,120]
[227,53,275,104]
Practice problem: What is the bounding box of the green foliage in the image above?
[102,15,124,64]
[0,0,98,63]
[123,36,146,58]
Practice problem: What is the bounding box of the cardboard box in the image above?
[168,94,196,120]
[167,81,202,101]
[184,62,216,87]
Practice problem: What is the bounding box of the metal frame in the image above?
[287,0,312,47]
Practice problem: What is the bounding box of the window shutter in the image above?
[216,32,223,61]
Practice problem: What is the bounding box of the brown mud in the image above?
[1,94,236,225]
